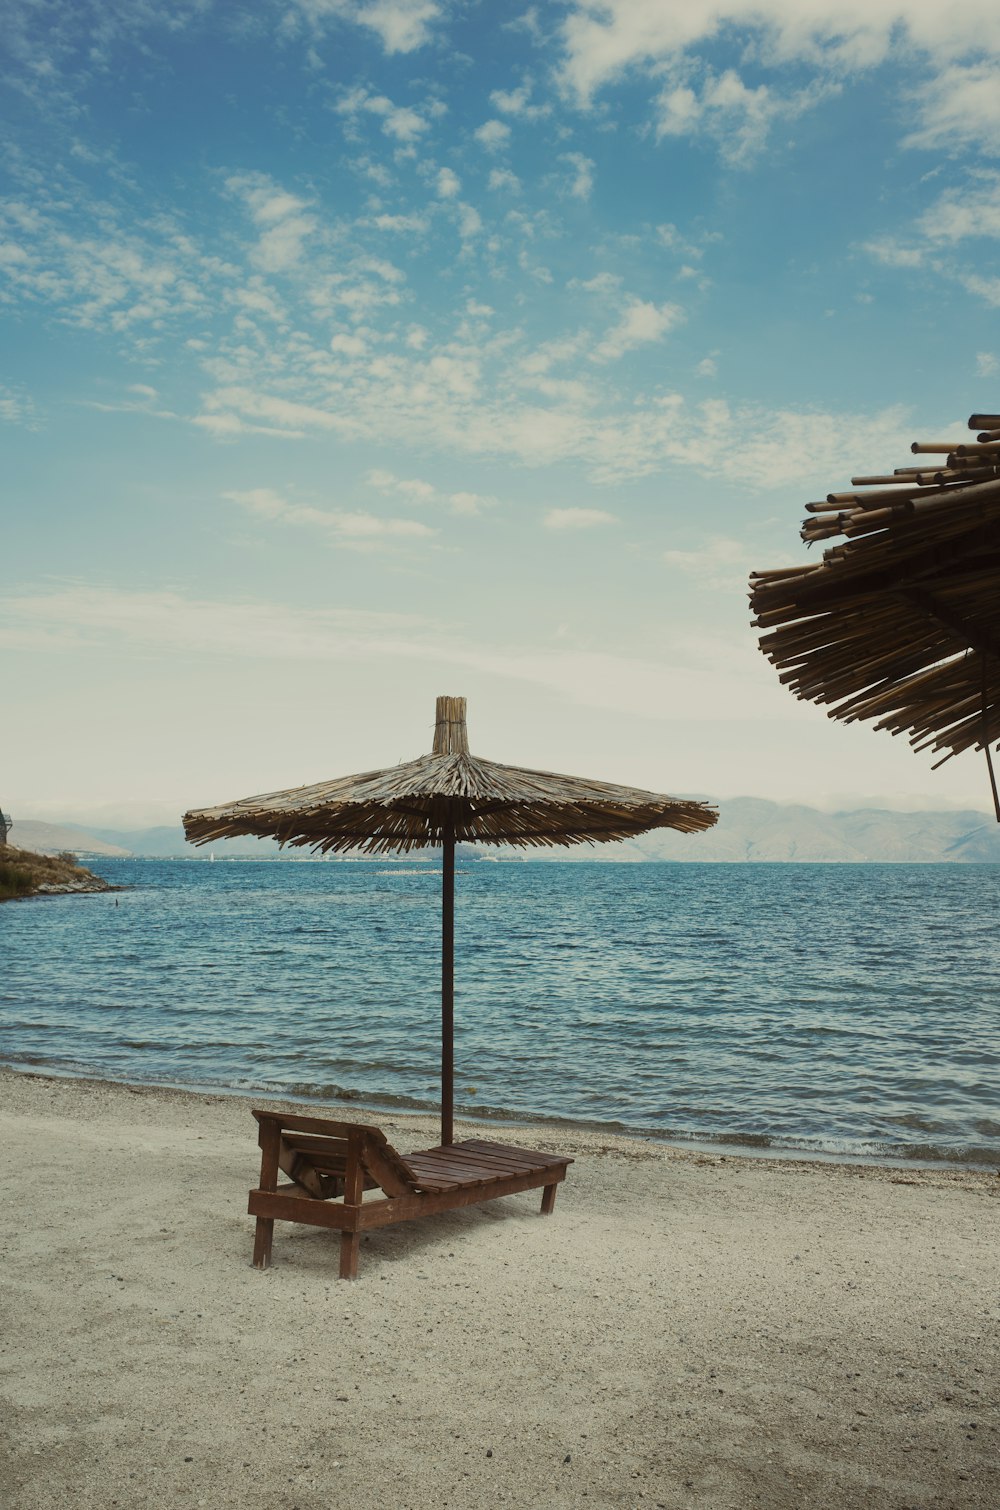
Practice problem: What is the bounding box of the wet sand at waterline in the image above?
[2,1069,998,1510]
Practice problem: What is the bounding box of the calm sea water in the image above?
[2,859,999,1165]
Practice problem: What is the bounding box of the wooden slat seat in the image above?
[249,1109,572,1278]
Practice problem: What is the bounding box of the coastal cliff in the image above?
[0,845,115,902]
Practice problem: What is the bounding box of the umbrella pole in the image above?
[441,822,455,1146]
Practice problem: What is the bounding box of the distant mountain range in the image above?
[9,799,1000,863]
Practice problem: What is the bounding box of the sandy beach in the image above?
[2,1068,998,1510]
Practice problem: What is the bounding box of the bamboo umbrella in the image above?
[183,695,717,1143]
[749,410,1000,818]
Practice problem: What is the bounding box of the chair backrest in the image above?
[252,1109,420,1199]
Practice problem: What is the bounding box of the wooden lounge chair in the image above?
[249,1109,573,1279]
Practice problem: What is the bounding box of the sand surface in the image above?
[2,1069,998,1510]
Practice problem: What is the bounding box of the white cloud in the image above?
[0,583,790,735]
[696,356,717,377]
[904,63,1000,154]
[958,272,1000,306]
[369,212,429,233]
[200,388,362,436]
[571,272,621,295]
[662,535,749,590]
[457,203,482,239]
[488,168,521,192]
[0,584,430,664]
[558,3,1000,103]
[436,167,461,198]
[367,468,495,515]
[544,507,618,529]
[225,174,317,272]
[977,352,999,377]
[592,298,683,362]
[558,4,1000,157]
[292,0,442,53]
[0,384,37,427]
[863,238,924,268]
[562,152,594,201]
[351,0,442,53]
[490,80,550,120]
[917,174,1000,244]
[474,120,512,153]
[656,69,835,164]
[863,173,1000,310]
[223,487,435,544]
[330,331,367,355]
[335,88,430,142]
[232,282,285,320]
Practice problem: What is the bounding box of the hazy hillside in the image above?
[8,821,132,857]
[11,801,1000,863]
[72,825,285,858]
[534,799,1000,864]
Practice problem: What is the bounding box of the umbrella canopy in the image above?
[184,696,717,1141]
[749,409,1000,818]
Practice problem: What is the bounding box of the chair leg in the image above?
[339,1230,361,1280]
[540,1183,558,1215]
[252,1217,274,1269]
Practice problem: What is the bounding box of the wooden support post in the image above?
[442,824,455,1147]
[252,1218,274,1269]
[540,1183,558,1215]
[339,1231,360,1280]
[252,1116,281,1269]
[339,1130,364,1279]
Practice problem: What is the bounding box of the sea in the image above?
[3,858,999,1167]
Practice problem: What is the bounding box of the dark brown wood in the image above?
[343,1130,365,1206]
[252,1216,274,1268]
[252,1117,282,1269]
[462,1138,568,1168]
[253,1109,368,1138]
[257,1116,281,1190]
[356,1166,567,1228]
[441,824,455,1146]
[278,1136,327,1198]
[540,1183,558,1215]
[360,1135,416,1197]
[339,1231,360,1280]
[246,1113,572,1276]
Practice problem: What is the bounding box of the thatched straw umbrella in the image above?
[749,410,1000,818]
[183,696,717,1143]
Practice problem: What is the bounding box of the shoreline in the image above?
[4,1066,998,1509]
[2,1058,996,1174]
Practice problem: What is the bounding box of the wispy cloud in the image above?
[288,0,444,53]
[0,582,788,726]
[557,3,1000,158]
[226,173,318,273]
[903,63,1000,154]
[862,171,1000,307]
[366,469,496,515]
[223,487,436,546]
[335,87,432,142]
[544,507,618,530]
[0,383,39,427]
[561,152,594,201]
[592,298,683,362]
[663,535,751,591]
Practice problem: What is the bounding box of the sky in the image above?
[3,0,1000,829]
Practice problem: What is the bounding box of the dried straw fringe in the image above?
[748,411,1000,802]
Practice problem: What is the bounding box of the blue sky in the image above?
[3,0,999,826]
